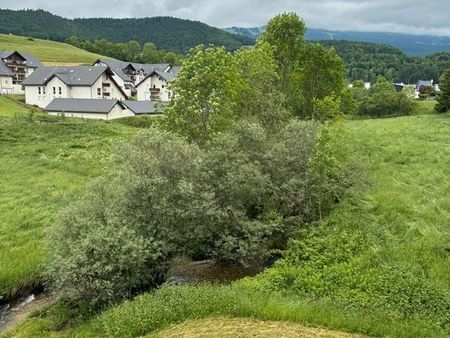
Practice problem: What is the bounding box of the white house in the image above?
[93,59,179,100]
[46,98,133,120]
[22,66,127,108]
[135,67,180,102]
[0,50,42,94]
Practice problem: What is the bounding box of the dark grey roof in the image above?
[135,67,181,88]
[46,98,125,114]
[0,61,13,77]
[22,66,108,86]
[94,59,172,82]
[123,100,167,114]
[94,59,133,82]
[21,53,42,68]
[0,50,42,68]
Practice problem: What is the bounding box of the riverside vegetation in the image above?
[2,12,450,338]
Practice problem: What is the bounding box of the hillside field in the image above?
[2,101,449,338]
[0,34,107,65]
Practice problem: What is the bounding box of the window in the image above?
[58,87,62,95]
[38,87,41,94]
[43,87,46,94]
[97,88,101,96]
[162,85,165,89]
[53,87,56,94]
[168,92,171,99]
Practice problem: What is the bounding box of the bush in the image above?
[46,120,351,308]
[356,78,413,117]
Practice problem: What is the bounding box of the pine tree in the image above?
[435,69,450,113]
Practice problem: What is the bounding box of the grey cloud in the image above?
[2,0,450,35]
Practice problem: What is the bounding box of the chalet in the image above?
[22,66,127,108]
[135,67,180,101]
[0,50,42,94]
[93,59,173,96]
[46,98,132,120]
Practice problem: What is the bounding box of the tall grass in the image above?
[3,108,450,338]
[0,97,135,299]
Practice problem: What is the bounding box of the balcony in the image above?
[150,88,160,93]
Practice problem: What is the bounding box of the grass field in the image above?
[0,34,107,64]
[0,96,136,300]
[2,102,450,337]
[149,317,366,338]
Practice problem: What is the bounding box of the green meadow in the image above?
[0,96,136,300]
[0,34,106,64]
[3,101,449,338]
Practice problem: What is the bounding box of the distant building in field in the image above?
[0,50,42,94]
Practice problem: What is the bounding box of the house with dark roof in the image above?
[93,59,177,99]
[22,66,127,108]
[0,50,42,94]
[135,67,181,101]
[45,98,133,120]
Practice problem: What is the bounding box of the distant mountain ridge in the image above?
[224,26,450,56]
[0,9,254,54]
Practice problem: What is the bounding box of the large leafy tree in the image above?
[435,69,450,113]
[164,45,244,147]
[290,43,348,118]
[259,12,306,87]
[235,43,288,129]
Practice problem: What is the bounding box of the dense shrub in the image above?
[436,68,450,113]
[355,77,413,117]
[46,120,351,307]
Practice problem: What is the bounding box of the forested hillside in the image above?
[0,9,254,53]
[321,41,450,83]
[226,26,450,56]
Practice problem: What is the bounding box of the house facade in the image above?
[135,68,180,102]
[93,59,177,100]
[22,66,127,108]
[0,51,42,94]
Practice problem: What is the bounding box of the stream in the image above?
[0,293,55,334]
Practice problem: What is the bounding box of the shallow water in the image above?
[0,293,54,334]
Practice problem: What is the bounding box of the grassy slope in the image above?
[0,97,136,299]
[3,105,450,338]
[149,317,365,338]
[0,34,106,64]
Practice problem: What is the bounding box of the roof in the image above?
[123,100,167,114]
[0,50,42,68]
[94,59,173,82]
[0,61,13,77]
[94,59,133,82]
[46,98,125,114]
[135,67,181,88]
[22,66,109,86]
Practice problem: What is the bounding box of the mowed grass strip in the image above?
[149,317,366,338]
[0,34,107,64]
[0,96,136,299]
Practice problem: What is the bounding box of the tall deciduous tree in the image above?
[436,69,450,113]
[235,43,288,129]
[290,43,348,118]
[259,12,306,87]
[164,45,244,147]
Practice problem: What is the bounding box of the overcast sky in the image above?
[2,0,450,36]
